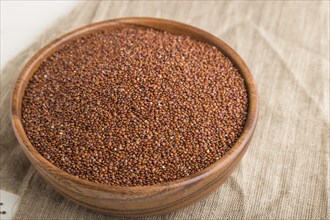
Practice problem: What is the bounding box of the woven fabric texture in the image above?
[0,1,329,219]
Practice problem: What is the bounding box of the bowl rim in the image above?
[11,17,258,194]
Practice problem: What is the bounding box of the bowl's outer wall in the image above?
[11,18,258,217]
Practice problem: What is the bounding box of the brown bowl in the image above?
[11,17,258,217]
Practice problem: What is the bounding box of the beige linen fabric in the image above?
[1,1,329,219]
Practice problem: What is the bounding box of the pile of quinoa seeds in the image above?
[22,27,248,186]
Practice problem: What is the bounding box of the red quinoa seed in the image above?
[22,27,248,186]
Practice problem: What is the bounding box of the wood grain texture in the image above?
[11,18,258,217]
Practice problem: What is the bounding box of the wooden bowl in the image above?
[11,17,258,217]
